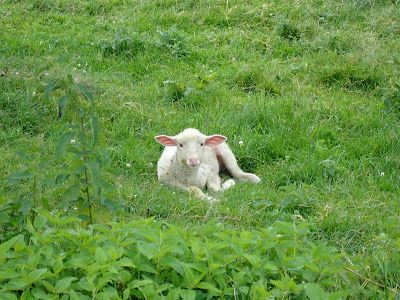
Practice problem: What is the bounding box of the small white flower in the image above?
[73,206,77,210]
[149,163,153,167]
[380,172,385,177]
[239,140,244,147]
[172,192,175,195]
[15,72,19,75]
[126,163,131,168]
[270,13,273,16]
[45,73,49,76]
[78,63,81,67]
[232,57,236,61]
[263,4,267,8]
[32,92,36,95]
[73,67,77,71]
[277,234,282,237]
[82,70,87,73]
[70,139,76,144]
[133,194,137,197]
[91,43,94,45]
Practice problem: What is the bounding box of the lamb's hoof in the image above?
[222,179,236,191]
[245,173,261,184]
[206,195,219,204]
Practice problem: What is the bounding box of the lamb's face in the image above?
[175,133,207,168]
[155,128,227,169]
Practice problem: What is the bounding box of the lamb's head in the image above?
[155,128,226,168]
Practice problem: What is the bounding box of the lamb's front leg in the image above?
[172,183,218,203]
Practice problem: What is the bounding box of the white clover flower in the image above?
[380,172,385,176]
[73,206,77,210]
[239,140,244,147]
[232,57,236,61]
[78,63,81,67]
[133,194,137,197]
[263,4,267,8]
[15,72,19,75]
[73,67,77,71]
[149,162,153,167]
[70,139,76,144]
[32,92,36,95]
[277,234,282,237]
[45,73,49,76]
[126,163,131,168]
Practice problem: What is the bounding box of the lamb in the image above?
[155,128,260,202]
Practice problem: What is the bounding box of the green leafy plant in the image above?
[0,215,352,299]
[46,75,118,224]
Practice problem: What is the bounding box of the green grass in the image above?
[1,0,400,298]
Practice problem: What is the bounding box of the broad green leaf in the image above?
[182,264,196,287]
[0,292,18,300]
[95,247,108,264]
[137,241,159,260]
[27,268,48,283]
[179,289,196,300]
[76,83,94,108]
[328,290,354,300]
[45,79,60,101]
[85,160,102,196]
[0,235,23,265]
[4,278,28,290]
[90,114,99,148]
[195,282,221,294]
[31,287,56,300]
[160,256,184,274]
[117,257,136,268]
[62,185,80,202]
[42,179,60,187]
[56,132,76,160]
[0,271,19,281]
[21,200,33,217]
[123,288,131,300]
[6,171,33,180]
[57,95,71,120]
[35,209,60,225]
[304,283,327,300]
[77,214,92,222]
[58,216,80,225]
[102,198,116,214]
[34,215,48,229]
[69,290,91,300]
[264,261,279,271]
[55,277,76,293]
[128,279,154,289]
[41,280,56,293]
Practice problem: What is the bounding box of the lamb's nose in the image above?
[189,158,198,166]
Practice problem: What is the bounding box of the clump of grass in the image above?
[278,22,301,41]
[98,30,145,58]
[232,65,281,95]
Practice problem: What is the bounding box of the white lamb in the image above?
[155,128,260,202]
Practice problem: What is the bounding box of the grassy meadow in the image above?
[1,0,400,298]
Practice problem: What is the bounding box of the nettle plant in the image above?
[46,75,119,224]
[0,215,352,299]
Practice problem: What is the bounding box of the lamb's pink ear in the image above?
[205,134,227,146]
[155,135,177,146]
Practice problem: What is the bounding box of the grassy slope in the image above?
[1,0,400,296]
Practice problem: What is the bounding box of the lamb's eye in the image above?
[179,143,184,148]
[200,143,204,147]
